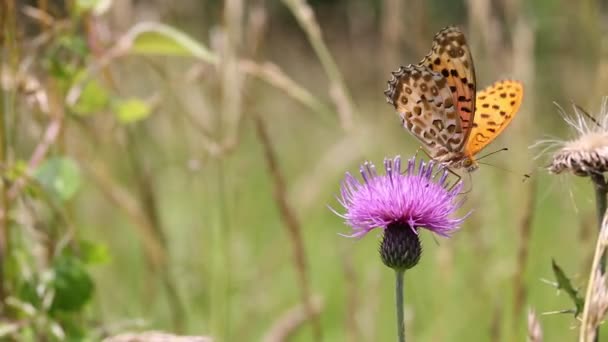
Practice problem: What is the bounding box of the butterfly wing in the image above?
[419,26,477,144]
[385,64,465,160]
[465,80,524,156]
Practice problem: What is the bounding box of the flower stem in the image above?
[590,172,607,342]
[395,269,405,342]
[591,173,607,272]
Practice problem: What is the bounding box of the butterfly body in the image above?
[385,26,523,172]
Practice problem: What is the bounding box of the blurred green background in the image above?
[2,0,608,340]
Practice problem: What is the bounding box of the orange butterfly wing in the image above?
[465,80,524,156]
[420,26,477,144]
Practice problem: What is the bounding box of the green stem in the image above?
[591,173,607,272]
[395,270,405,342]
[590,172,607,342]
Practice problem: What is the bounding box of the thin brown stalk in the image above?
[465,0,503,68]
[263,296,323,342]
[219,0,244,148]
[239,60,331,117]
[76,155,167,269]
[253,115,322,341]
[67,26,332,131]
[0,0,19,304]
[281,0,354,131]
[513,177,538,322]
[207,1,245,338]
[123,129,185,333]
[380,0,403,68]
[490,304,502,342]
[145,57,328,160]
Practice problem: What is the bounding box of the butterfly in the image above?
[384,26,523,172]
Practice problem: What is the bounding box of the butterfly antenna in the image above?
[571,101,601,128]
[476,147,509,161]
[477,161,532,181]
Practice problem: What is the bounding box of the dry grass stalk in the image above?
[253,115,322,341]
[239,60,331,115]
[527,308,543,342]
[103,331,213,342]
[585,270,608,341]
[281,0,354,131]
[0,0,19,302]
[245,4,267,57]
[380,0,403,68]
[0,66,61,211]
[262,296,323,342]
[219,0,244,147]
[77,157,167,269]
[465,0,503,67]
[513,177,538,321]
[580,212,608,341]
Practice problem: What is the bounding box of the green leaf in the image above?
[113,98,152,124]
[56,35,89,57]
[552,259,584,316]
[34,157,82,202]
[78,240,111,265]
[50,255,94,313]
[6,160,28,182]
[74,0,113,15]
[70,79,110,115]
[125,22,217,63]
[16,280,42,310]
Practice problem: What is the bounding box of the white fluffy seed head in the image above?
[537,97,608,176]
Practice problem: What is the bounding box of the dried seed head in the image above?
[542,98,608,176]
[549,147,608,176]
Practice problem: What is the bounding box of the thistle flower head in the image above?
[333,155,467,238]
[535,97,608,176]
[332,156,467,270]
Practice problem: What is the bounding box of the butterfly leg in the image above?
[416,145,433,160]
[446,167,462,191]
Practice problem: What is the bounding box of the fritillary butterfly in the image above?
[384,26,524,172]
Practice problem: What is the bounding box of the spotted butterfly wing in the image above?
[419,26,477,140]
[385,26,523,170]
[385,64,464,160]
[465,80,524,156]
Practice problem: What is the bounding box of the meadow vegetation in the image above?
[1,0,608,340]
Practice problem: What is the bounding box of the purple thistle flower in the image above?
[334,156,467,238]
[332,156,468,270]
